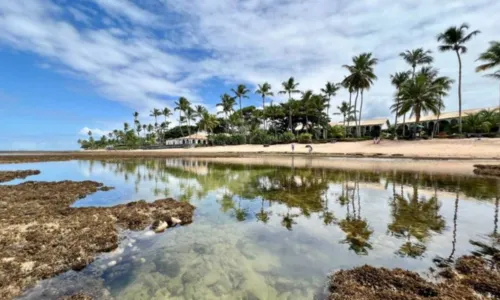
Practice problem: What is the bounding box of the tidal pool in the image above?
[5,158,499,300]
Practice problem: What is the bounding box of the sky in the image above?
[0,0,499,150]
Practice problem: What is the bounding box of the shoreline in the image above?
[2,140,500,162]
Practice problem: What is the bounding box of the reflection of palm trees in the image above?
[339,175,373,255]
[218,193,235,213]
[388,183,445,258]
[255,198,272,224]
[448,189,460,261]
[233,196,249,222]
[280,207,299,231]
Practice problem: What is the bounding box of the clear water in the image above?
[3,158,499,300]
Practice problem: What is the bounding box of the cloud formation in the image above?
[79,127,110,137]
[0,0,499,124]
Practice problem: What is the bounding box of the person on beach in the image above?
[291,143,295,152]
[306,144,313,153]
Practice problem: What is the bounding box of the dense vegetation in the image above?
[78,23,499,149]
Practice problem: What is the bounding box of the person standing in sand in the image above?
[291,143,295,152]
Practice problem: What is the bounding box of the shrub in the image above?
[208,134,229,145]
[228,134,246,145]
[279,132,296,143]
[298,133,312,143]
[250,130,274,144]
[329,125,345,139]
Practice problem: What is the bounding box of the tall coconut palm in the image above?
[399,48,434,78]
[343,53,378,137]
[133,111,139,135]
[335,101,354,137]
[432,76,454,136]
[437,23,481,134]
[216,94,236,133]
[231,84,250,118]
[185,107,195,136]
[255,82,274,129]
[476,41,500,133]
[390,71,411,138]
[279,77,301,132]
[149,108,161,129]
[321,81,340,118]
[175,97,191,137]
[341,79,355,133]
[162,108,172,124]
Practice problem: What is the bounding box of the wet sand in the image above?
[0,171,195,299]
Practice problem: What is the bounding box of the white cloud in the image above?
[0,0,499,125]
[79,127,110,137]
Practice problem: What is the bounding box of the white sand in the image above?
[156,139,500,159]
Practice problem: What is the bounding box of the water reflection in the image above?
[19,158,499,299]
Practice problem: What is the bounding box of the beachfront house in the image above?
[164,133,208,147]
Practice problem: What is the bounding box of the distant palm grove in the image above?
[78,23,500,149]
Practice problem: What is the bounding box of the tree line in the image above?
[78,23,500,149]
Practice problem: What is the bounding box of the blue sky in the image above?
[0,0,499,150]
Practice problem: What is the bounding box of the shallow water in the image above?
[3,158,499,300]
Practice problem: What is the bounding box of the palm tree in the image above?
[142,124,147,138]
[398,73,441,137]
[175,97,191,137]
[216,93,236,119]
[399,48,434,78]
[476,41,500,133]
[162,108,172,124]
[343,53,378,137]
[185,107,195,136]
[133,111,139,135]
[390,71,411,138]
[321,81,340,118]
[279,77,301,132]
[149,109,161,127]
[437,23,481,134]
[255,82,274,129]
[432,76,454,136]
[335,101,354,136]
[197,111,219,134]
[231,84,250,118]
[341,79,355,134]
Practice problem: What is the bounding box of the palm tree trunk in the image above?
[456,51,463,134]
[358,89,364,137]
[288,91,293,133]
[179,112,184,137]
[433,109,441,138]
[353,90,360,137]
[347,91,352,135]
[402,114,406,137]
[343,114,347,137]
[448,190,459,261]
[394,94,399,140]
[262,96,266,130]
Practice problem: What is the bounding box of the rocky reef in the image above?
[474,164,500,177]
[328,255,500,299]
[0,170,40,183]
[0,171,195,299]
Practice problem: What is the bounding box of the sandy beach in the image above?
[159,139,500,159]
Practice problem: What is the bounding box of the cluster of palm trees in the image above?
[390,24,500,138]
[79,22,500,149]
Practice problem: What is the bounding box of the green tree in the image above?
[149,109,161,127]
[335,101,355,137]
[231,84,250,119]
[476,41,500,133]
[197,111,219,134]
[279,77,301,132]
[175,97,191,137]
[390,71,411,138]
[255,82,274,129]
[398,72,441,136]
[437,23,481,134]
[399,48,434,78]
[343,53,378,137]
[321,81,340,119]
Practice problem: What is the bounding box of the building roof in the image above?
[182,133,208,140]
[405,107,497,124]
[330,118,388,127]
